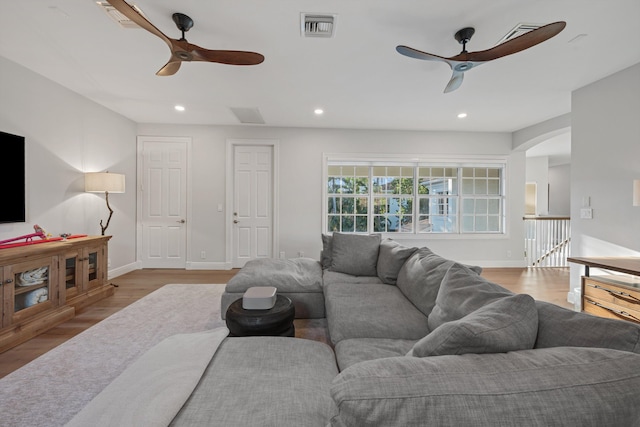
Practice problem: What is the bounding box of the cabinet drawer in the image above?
[583,296,640,324]
[583,277,640,313]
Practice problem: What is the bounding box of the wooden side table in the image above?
[568,257,640,323]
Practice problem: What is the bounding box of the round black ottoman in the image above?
[225,295,295,337]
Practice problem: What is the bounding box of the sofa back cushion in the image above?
[535,300,640,353]
[331,347,640,426]
[410,294,538,357]
[376,239,418,285]
[396,248,482,317]
[330,233,380,277]
[427,263,512,332]
[320,234,333,269]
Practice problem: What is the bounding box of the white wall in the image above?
[570,63,640,284]
[0,57,138,274]
[549,164,570,215]
[137,123,527,267]
[525,156,549,215]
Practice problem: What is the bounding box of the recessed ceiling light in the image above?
[314,108,324,115]
[457,112,467,119]
[174,105,185,112]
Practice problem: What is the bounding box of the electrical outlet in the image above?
[506,250,512,258]
[580,208,593,219]
[200,251,206,259]
[298,251,304,258]
[279,251,286,259]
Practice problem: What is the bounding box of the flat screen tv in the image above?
[0,131,26,223]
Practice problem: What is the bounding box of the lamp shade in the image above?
[85,172,125,193]
[634,180,640,207]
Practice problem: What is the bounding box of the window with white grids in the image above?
[325,160,505,235]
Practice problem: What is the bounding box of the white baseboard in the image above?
[108,261,142,280]
[186,261,233,270]
[465,260,528,268]
[567,287,581,311]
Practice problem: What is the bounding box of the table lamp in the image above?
[85,172,125,235]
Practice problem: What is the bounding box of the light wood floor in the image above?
[0,267,571,379]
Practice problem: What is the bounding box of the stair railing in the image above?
[523,216,571,267]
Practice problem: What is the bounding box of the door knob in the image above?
[177,219,186,224]
[233,220,239,224]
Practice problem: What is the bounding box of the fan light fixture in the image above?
[85,172,126,235]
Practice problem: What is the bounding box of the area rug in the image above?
[0,284,226,427]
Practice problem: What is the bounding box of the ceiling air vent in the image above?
[496,23,543,45]
[96,1,145,29]
[230,107,265,125]
[301,14,336,38]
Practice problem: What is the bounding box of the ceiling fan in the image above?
[396,21,566,93]
[107,0,264,76]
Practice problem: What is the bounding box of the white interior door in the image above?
[232,145,274,267]
[139,138,189,268]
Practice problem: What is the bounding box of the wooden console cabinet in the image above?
[0,236,113,353]
[568,257,640,324]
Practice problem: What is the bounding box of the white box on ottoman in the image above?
[243,286,277,310]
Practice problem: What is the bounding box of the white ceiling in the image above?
[1,0,639,135]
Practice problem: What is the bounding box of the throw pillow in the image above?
[376,239,418,285]
[320,234,333,269]
[427,262,512,332]
[411,294,538,357]
[330,233,381,277]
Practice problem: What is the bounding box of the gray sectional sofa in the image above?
[217,233,640,426]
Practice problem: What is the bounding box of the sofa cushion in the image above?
[173,337,338,426]
[330,233,381,277]
[225,258,323,293]
[322,270,383,287]
[324,282,429,345]
[321,234,333,269]
[410,294,538,357]
[396,248,482,318]
[330,347,640,427]
[535,300,640,353]
[428,263,512,332]
[376,239,418,285]
[335,338,417,371]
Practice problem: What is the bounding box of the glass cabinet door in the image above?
[63,252,81,300]
[9,257,58,323]
[85,245,104,290]
[0,267,5,328]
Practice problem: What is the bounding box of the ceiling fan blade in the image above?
[195,49,264,65]
[396,45,450,63]
[444,71,464,93]
[176,40,265,65]
[459,21,566,62]
[156,59,181,76]
[107,0,172,47]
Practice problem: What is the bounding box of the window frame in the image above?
[323,154,509,239]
